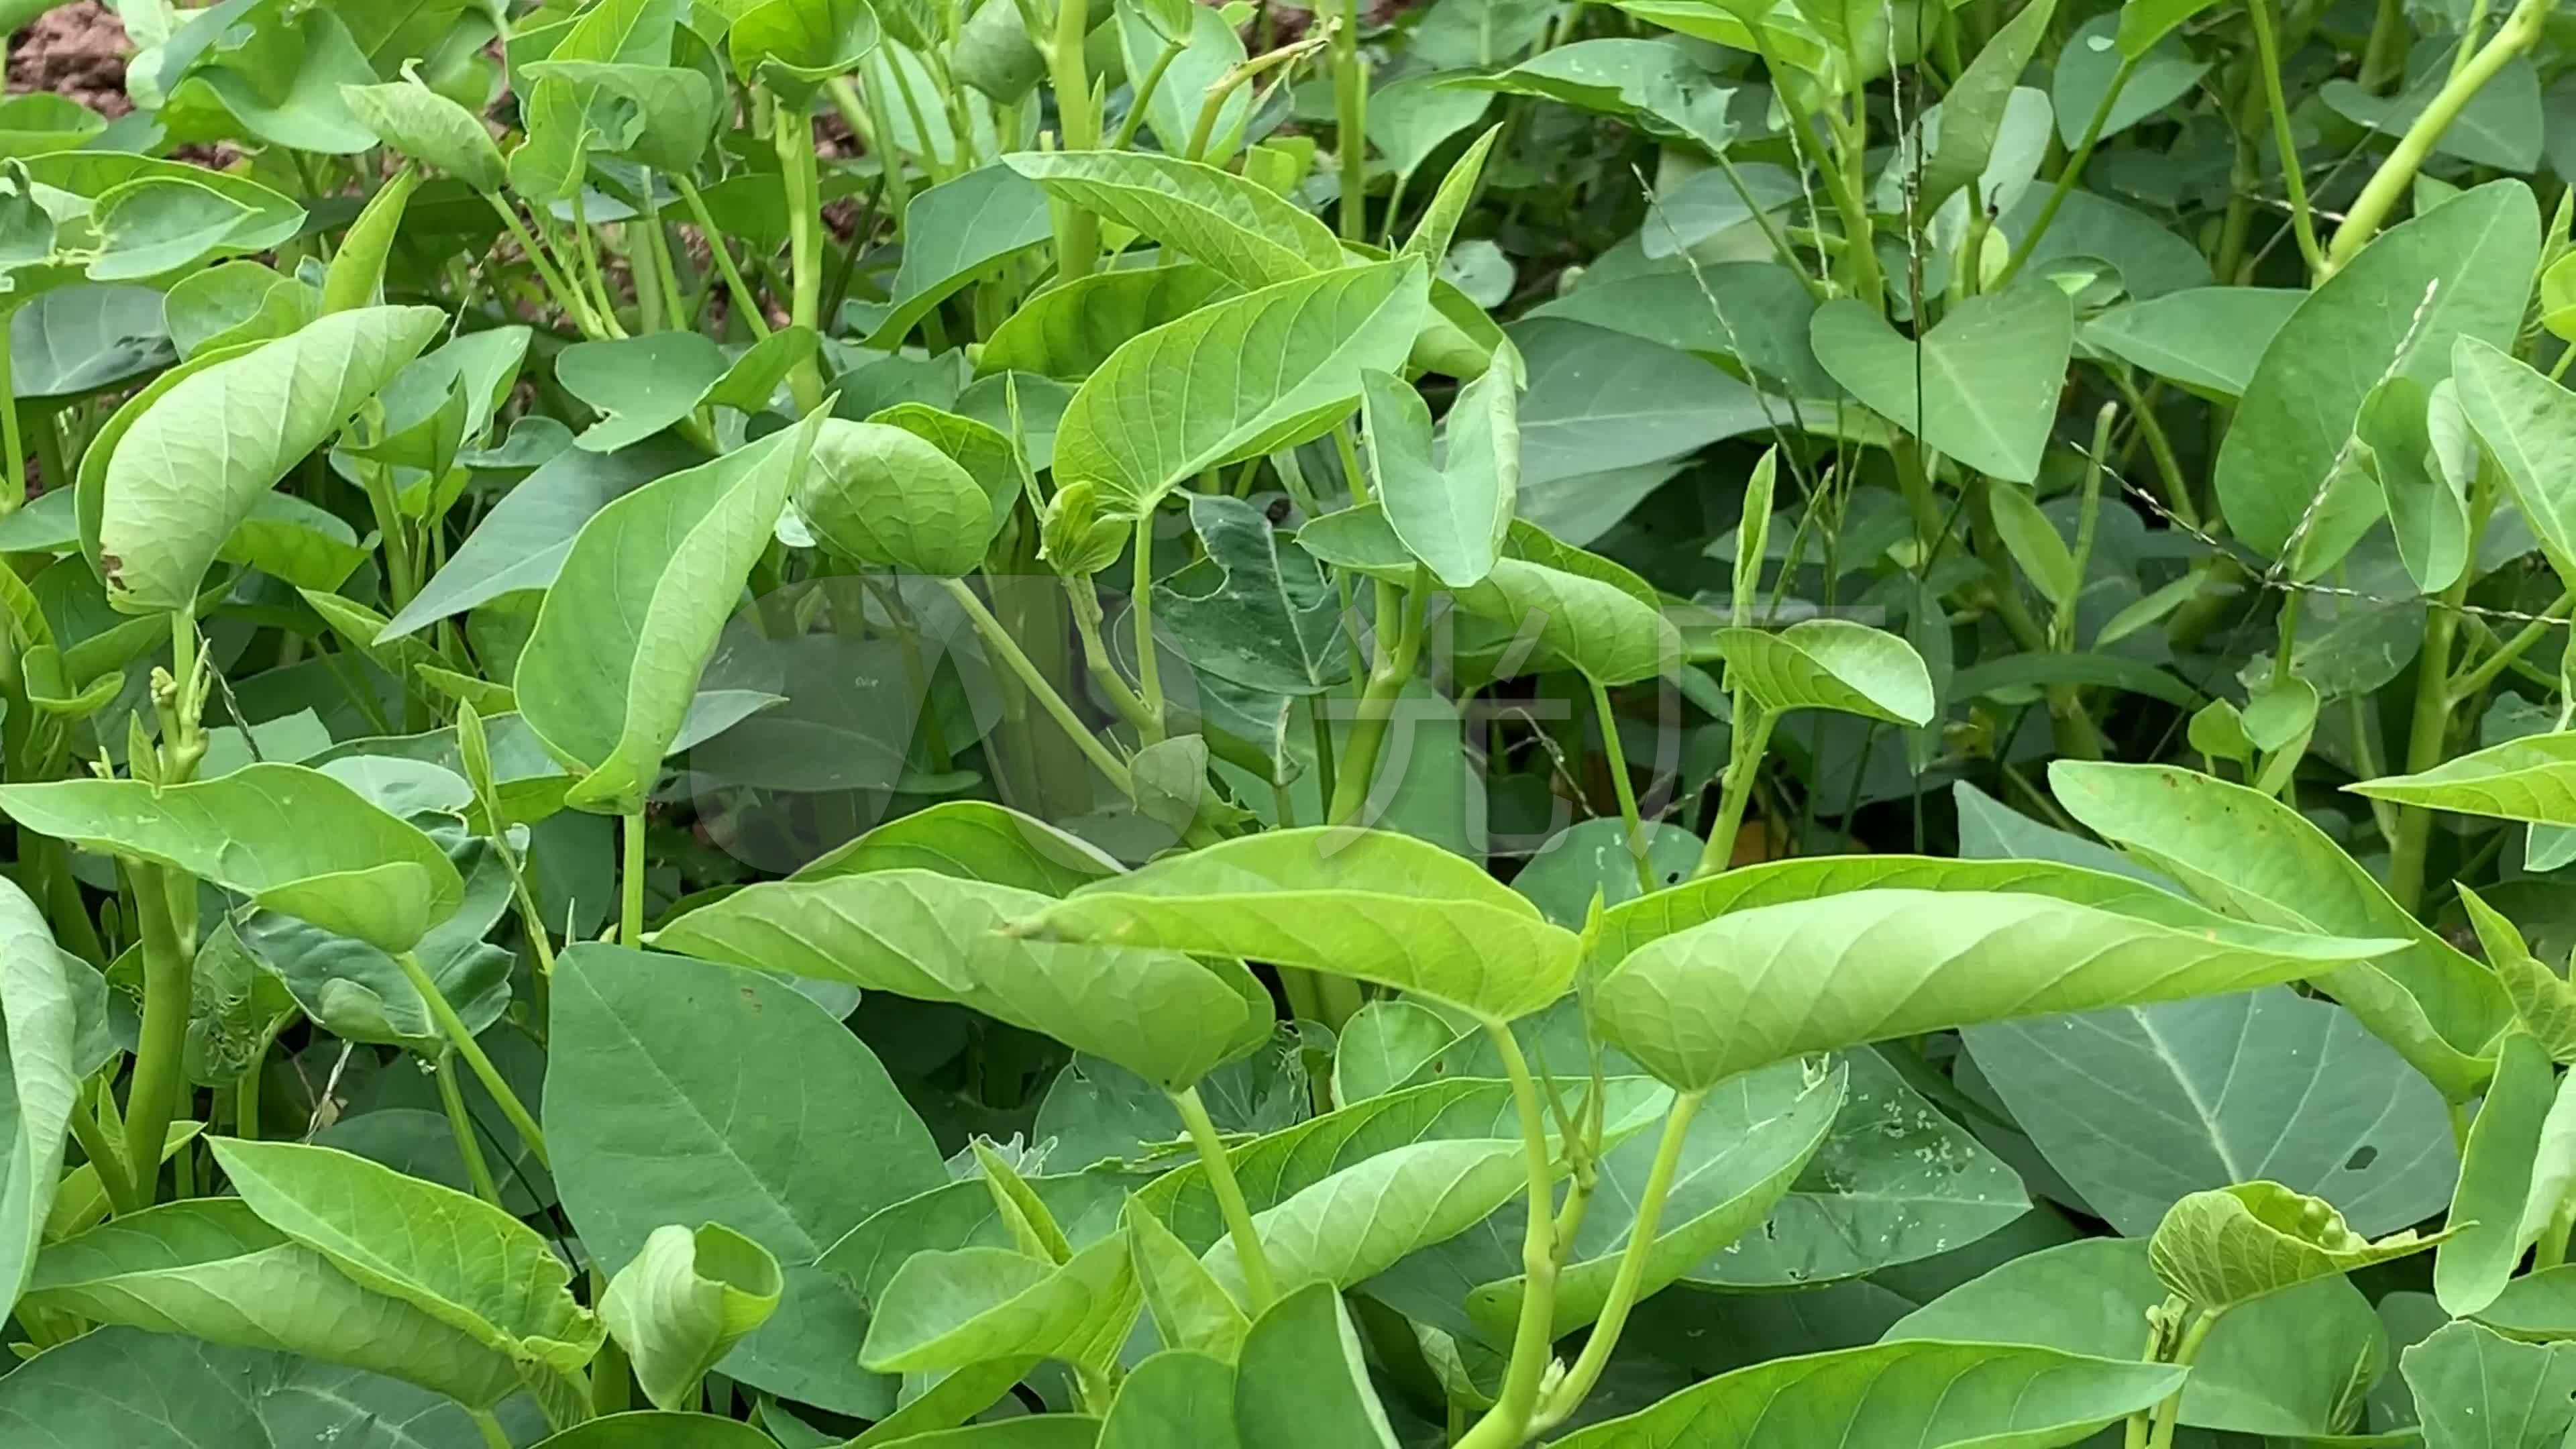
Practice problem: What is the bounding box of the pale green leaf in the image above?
[600,1223,784,1412]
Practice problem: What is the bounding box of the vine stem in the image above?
[672,176,771,339]
[394,950,549,1169]
[1690,702,1774,879]
[2142,1311,2219,1449]
[1454,1024,1563,1449]
[2243,0,2324,277]
[121,860,193,1208]
[771,91,826,411]
[471,1409,513,1449]
[1994,54,2137,290]
[1133,516,1165,744]
[2324,0,2557,271]
[435,1051,505,1209]
[940,578,1135,799]
[1589,677,1656,896]
[1532,1089,1705,1432]
[1172,1085,1277,1309]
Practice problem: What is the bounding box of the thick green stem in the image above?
[941,578,1134,799]
[621,809,647,949]
[1692,703,1775,878]
[2143,1312,2220,1449]
[1333,0,1366,239]
[1173,1085,1277,1309]
[68,1099,136,1216]
[1326,580,1426,828]
[1589,678,1656,896]
[2325,0,2556,271]
[472,1409,513,1449]
[0,312,22,514]
[1454,1025,1562,1449]
[436,1051,506,1209]
[1133,516,1165,744]
[1113,38,1186,150]
[1534,1089,1705,1432]
[394,950,549,1169]
[1049,0,1103,278]
[772,95,827,410]
[121,861,193,1208]
[2387,581,2467,914]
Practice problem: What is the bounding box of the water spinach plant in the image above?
[3,0,2576,1442]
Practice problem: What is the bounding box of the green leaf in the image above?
[1550,1340,2183,1448]
[517,411,824,814]
[729,0,881,97]
[1451,40,1732,152]
[1597,887,2400,1090]
[2080,286,2303,398]
[1511,818,1705,926]
[521,61,718,174]
[2461,885,2576,1061]
[1116,0,1250,163]
[868,164,1054,349]
[555,333,729,452]
[1002,150,1345,288]
[2474,1263,2576,1339]
[654,871,1269,1090]
[1962,986,2459,1237]
[2436,1030,2557,1316]
[2217,180,2539,561]
[2149,1181,2444,1311]
[1364,366,1517,589]
[2362,374,2473,594]
[978,264,1238,381]
[1102,1350,1239,1448]
[1330,1000,1464,1104]
[1889,1236,2391,1438]
[0,877,77,1320]
[600,1223,784,1412]
[1233,1283,1399,1449]
[1810,282,2073,484]
[2054,759,2514,1100]
[1014,826,1581,1022]
[1053,259,1432,519]
[0,763,464,951]
[549,943,949,1415]
[209,1138,601,1374]
[2402,1320,2576,1448]
[1921,0,2055,213]
[93,305,443,612]
[531,1414,783,1448]
[319,166,417,314]
[1402,124,1500,269]
[1205,1137,1526,1299]
[23,1197,527,1408]
[10,284,174,402]
[1124,1201,1248,1359]
[1986,480,2078,606]
[1154,493,1350,696]
[794,419,994,576]
[2454,335,2576,594]
[1510,318,1792,487]
[1711,619,1935,723]
[2351,731,2576,825]
[2052,13,2204,147]
[860,1235,1138,1375]
[789,799,1124,890]
[1466,1057,1843,1338]
[2117,0,2218,56]
[0,1326,525,1448]
[341,78,508,191]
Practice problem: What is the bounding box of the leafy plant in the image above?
[2,0,2576,1442]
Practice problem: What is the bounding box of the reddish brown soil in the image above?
[9,1,131,115]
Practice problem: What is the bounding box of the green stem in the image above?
[1534,1089,1705,1432]
[235,1018,279,1142]
[1589,677,1656,897]
[772,93,827,411]
[2143,1312,2220,1449]
[1113,38,1186,150]
[1996,54,2137,290]
[472,1409,513,1449]
[1691,702,1775,878]
[1334,0,1366,239]
[941,578,1134,798]
[481,193,601,337]
[69,1092,136,1216]
[121,861,193,1208]
[393,950,549,1169]
[1172,1085,1277,1309]
[2449,591,2576,706]
[1049,0,1102,279]
[1133,515,1165,745]
[436,1051,506,1209]
[2388,574,2471,914]
[2245,0,2324,277]
[673,176,771,340]
[1327,578,1426,827]
[621,809,647,948]
[1453,1024,1562,1449]
[0,312,22,514]
[2325,0,2557,271]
